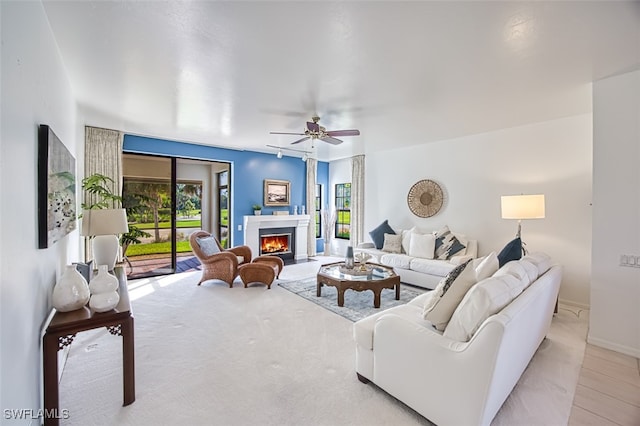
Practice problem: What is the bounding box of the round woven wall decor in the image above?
[407,179,444,218]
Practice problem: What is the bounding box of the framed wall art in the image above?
[38,124,77,248]
[264,179,290,207]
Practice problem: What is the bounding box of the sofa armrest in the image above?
[372,313,505,426]
[357,242,375,249]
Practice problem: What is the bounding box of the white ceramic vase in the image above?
[89,265,120,312]
[52,265,90,312]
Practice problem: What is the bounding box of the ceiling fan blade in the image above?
[326,129,360,137]
[270,131,306,136]
[320,136,343,145]
[291,136,311,145]
[306,121,320,133]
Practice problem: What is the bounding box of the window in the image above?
[218,171,229,249]
[335,183,351,240]
[315,184,322,238]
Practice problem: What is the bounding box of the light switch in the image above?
[238,225,242,231]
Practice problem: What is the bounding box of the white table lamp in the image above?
[82,209,129,270]
[501,194,545,252]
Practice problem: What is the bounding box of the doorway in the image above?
[122,153,230,278]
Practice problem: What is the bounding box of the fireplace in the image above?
[259,227,295,263]
[243,214,310,262]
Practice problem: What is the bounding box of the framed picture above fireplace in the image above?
[264,179,290,206]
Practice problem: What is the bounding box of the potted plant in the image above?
[82,173,151,269]
[252,204,262,215]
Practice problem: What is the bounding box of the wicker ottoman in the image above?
[238,255,284,289]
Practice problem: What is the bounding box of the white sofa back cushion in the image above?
[443,274,519,342]
[522,252,553,276]
[493,261,533,287]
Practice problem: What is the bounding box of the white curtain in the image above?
[305,158,317,256]
[84,126,124,260]
[84,126,124,205]
[351,155,365,247]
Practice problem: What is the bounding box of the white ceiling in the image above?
[42,1,640,161]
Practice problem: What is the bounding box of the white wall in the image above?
[1,1,78,418]
[360,114,593,306]
[590,69,640,358]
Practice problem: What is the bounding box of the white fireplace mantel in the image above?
[243,215,310,260]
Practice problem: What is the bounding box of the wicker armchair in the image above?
[189,231,252,287]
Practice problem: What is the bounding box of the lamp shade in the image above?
[81,209,129,236]
[501,194,545,220]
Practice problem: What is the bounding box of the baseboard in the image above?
[587,335,640,359]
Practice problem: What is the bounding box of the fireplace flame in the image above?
[261,234,290,254]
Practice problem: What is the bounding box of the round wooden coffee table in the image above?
[316,262,400,308]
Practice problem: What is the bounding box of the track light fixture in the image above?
[266,144,312,161]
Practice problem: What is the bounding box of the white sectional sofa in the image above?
[356,224,478,289]
[353,253,560,426]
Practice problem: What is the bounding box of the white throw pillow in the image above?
[382,233,402,253]
[408,232,436,259]
[474,251,499,281]
[423,260,476,331]
[401,227,415,254]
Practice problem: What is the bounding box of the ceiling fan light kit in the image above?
[269,116,361,147]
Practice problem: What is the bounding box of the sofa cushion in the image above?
[522,252,553,276]
[519,260,539,283]
[401,228,414,254]
[474,251,499,281]
[497,237,522,267]
[409,257,457,277]
[494,260,538,292]
[353,304,431,350]
[423,259,476,330]
[443,274,518,342]
[196,236,221,256]
[380,253,413,269]
[382,233,402,253]
[369,220,396,249]
[408,232,436,259]
[408,291,435,307]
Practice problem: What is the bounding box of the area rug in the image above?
[278,277,427,322]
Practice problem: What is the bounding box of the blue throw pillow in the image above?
[197,236,221,256]
[369,220,395,249]
[497,237,522,267]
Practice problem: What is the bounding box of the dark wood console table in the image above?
[42,266,134,425]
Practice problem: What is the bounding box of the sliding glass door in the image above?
[122,153,230,278]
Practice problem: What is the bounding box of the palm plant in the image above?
[82,173,151,254]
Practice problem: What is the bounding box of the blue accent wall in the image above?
[316,161,330,253]
[123,134,328,247]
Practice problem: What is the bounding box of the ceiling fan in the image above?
[269,116,360,145]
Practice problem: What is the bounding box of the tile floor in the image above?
[569,343,640,425]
